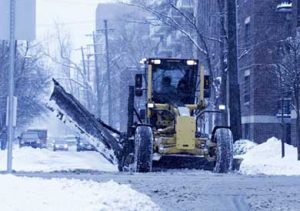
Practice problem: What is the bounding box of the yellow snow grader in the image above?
[49,58,233,173]
[120,58,233,173]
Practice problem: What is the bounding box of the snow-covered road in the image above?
[15,170,300,211]
[1,138,300,210]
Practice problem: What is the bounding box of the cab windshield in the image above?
[152,61,197,105]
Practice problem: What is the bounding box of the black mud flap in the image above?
[152,155,215,171]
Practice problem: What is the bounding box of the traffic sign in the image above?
[0,0,36,40]
[6,97,17,127]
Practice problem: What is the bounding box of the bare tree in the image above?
[124,1,214,74]
[46,24,94,109]
[277,35,300,160]
[96,11,156,127]
[0,40,51,136]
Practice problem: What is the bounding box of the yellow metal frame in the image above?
[146,61,211,157]
[199,64,205,107]
[147,64,153,117]
[176,116,196,150]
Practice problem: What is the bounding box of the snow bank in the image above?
[240,137,300,176]
[233,139,257,156]
[0,147,117,172]
[0,175,160,211]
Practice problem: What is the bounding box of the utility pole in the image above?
[93,32,102,118]
[227,0,242,141]
[279,71,285,158]
[217,0,228,126]
[104,20,112,126]
[7,0,16,173]
[81,46,91,110]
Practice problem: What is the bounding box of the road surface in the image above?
[14,170,300,211]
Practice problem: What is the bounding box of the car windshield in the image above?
[22,133,39,139]
[152,62,197,105]
[55,140,67,144]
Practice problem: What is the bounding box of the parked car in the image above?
[76,138,96,152]
[53,140,69,151]
[19,129,48,148]
[63,135,78,151]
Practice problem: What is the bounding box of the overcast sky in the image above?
[36,0,114,60]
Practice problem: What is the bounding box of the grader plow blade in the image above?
[49,79,123,164]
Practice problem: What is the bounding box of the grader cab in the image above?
[120,58,234,173]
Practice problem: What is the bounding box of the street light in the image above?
[7,0,16,173]
[276,1,292,13]
[276,0,293,158]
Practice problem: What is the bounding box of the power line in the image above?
[37,18,156,28]
[37,20,95,28]
[39,0,103,5]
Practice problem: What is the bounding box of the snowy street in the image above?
[0,138,299,211]
[1,0,300,210]
[13,170,300,211]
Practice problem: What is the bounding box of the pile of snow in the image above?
[0,175,160,211]
[0,147,117,172]
[240,137,300,176]
[233,139,257,156]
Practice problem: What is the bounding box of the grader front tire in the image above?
[213,128,234,173]
[134,126,153,173]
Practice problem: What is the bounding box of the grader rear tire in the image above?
[213,128,234,173]
[134,126,153,173]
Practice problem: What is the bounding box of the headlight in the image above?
[187,60,197,65]
[219,104,226,110]
[148,103,155,108]
[64,144,68,148]
[151,59,161,65]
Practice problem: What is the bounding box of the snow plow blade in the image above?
[49,79,122,164]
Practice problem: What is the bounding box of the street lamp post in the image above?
[7,0,16,173]
[276,0,292,158]
[280,71,285,158]
[104,20,112,126]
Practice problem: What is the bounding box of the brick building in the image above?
[195,0,299,144]
[95,1,300,143]
[237,0,298,144]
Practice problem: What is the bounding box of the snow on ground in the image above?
[233,139,257,156]
[239,137,300,176]
[0,146,117,172]
[0,175,160,211]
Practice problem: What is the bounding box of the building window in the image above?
[277,98,292,117]
[244,17,251,48]
[244,70,250,104]
[244,124,250,140]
